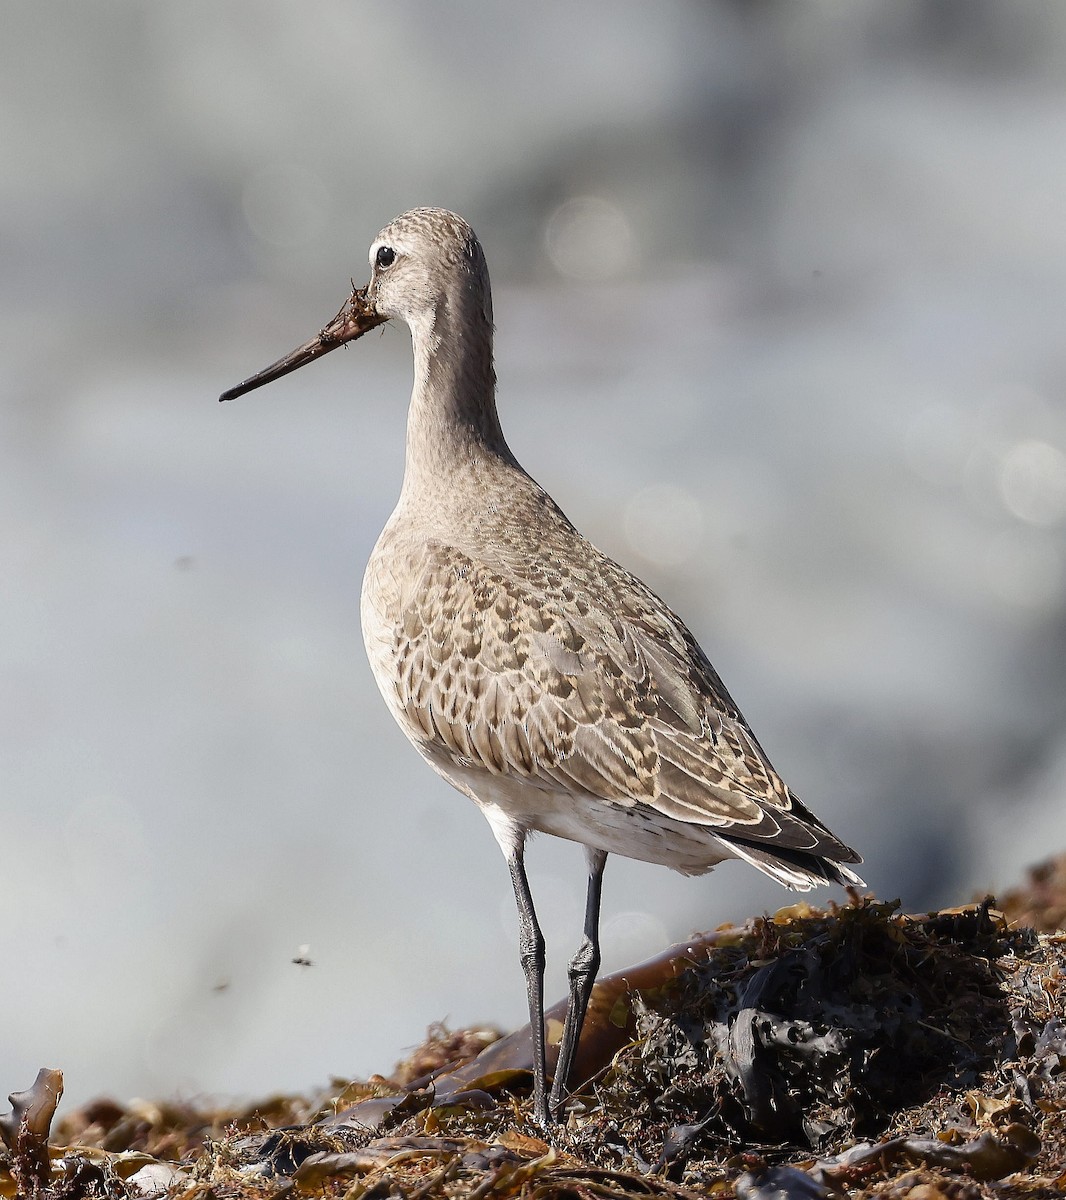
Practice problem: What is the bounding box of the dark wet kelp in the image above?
[585,899,1019,1155]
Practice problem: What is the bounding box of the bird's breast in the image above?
[360,526,414,715]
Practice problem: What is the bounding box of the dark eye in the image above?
[375,245,396,270]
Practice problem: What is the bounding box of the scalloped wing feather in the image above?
[382,539,860,870]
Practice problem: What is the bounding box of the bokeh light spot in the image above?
[996,439,1066,527]
[544,196,635,281]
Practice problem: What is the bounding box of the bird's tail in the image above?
[721,835,866,891]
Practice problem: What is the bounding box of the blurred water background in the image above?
[4,0,1066,1107]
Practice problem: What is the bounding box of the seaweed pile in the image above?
[2,876,1064,1199]
[582,900,1018,1155]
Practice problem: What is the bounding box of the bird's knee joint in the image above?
[519,934,545,973]
[568,938,600,980]
[520,951,545,977]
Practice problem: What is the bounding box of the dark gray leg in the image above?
[507,845,549,1127]
[548,848,607,1118]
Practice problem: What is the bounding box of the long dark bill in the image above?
[219,286,386,402]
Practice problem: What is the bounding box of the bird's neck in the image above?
[401,298,519,501]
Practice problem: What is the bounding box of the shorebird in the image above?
[220,207,863,1127]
